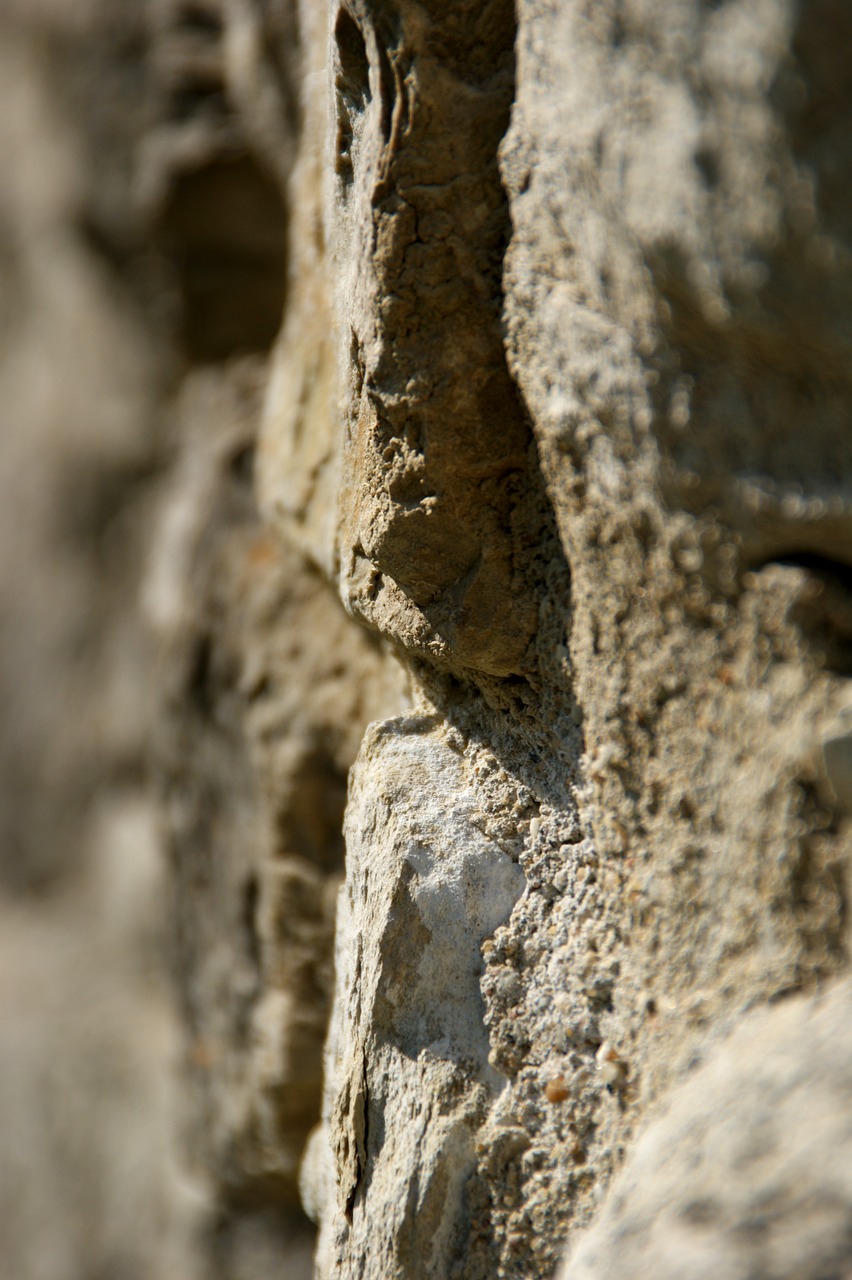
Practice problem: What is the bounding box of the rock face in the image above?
[328,0,542,678]
[559,977,852,1280]
[307,717,528,1278]
[1,1,851,1279]
[293,2,851,1277]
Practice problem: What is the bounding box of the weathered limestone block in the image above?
[304,1,852,1276]
[502,0,852,1138]
[308,664,611,1278]
[307,715,526,1278]
[327,0,543,676]
[559,977,852,1280]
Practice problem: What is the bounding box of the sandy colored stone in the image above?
[308,715,526,1278]
[2,2,851,1279]
[559,978,852,1280]
[324,0,554,677]
[305,1,852,1276]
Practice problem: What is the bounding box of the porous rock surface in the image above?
[287,2,851,1277]
[1,1,851,1279]
[559,976,852,1280]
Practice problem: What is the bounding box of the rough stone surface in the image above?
[559,977,852,1280]
[307,715,527,1278]
[2,2,851,1279]
[327,0,554,678]
[306,1,852,1276]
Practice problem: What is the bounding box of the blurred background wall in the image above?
[0,3,390,1275]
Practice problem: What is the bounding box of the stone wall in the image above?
[1,1,850,1278]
